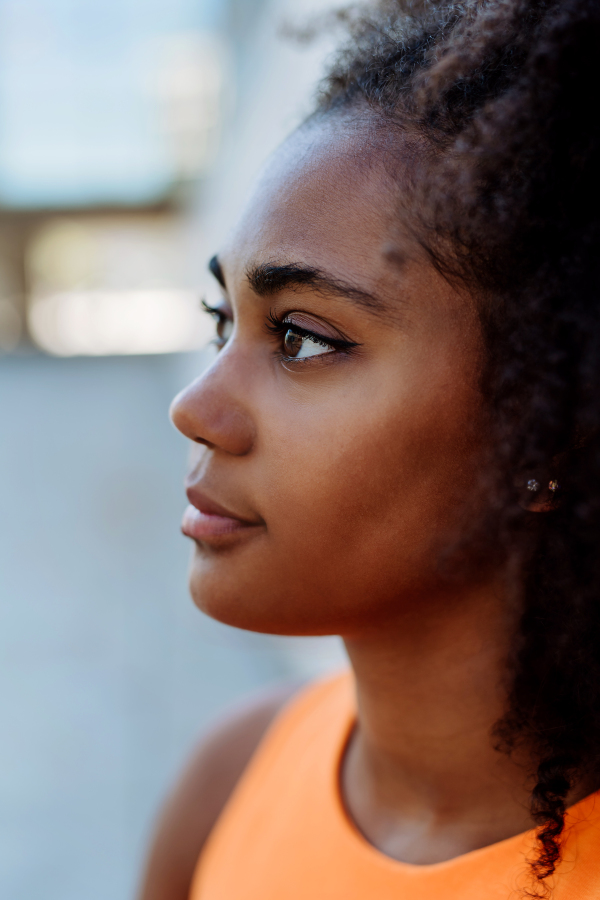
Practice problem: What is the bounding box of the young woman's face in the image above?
[170,118,486,636]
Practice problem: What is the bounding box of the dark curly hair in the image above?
[313,0,600,895]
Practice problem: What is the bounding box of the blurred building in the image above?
[0,0,230,355]
[0,2,344,899]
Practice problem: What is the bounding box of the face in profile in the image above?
[170,115,486,637]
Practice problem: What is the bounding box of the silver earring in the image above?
[527,479,540,492]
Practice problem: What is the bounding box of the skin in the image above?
[138,115,580,900]
[171,120,487,636]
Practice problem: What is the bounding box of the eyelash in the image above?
[264,310,359,360]
[202,299,231,345]
[202,298,226,320]
[201,300,359,361]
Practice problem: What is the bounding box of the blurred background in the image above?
[0,1,346,897]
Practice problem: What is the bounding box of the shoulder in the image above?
[136,681,301,900]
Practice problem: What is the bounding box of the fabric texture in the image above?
[190,671,600,900]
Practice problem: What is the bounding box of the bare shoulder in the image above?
[136,681,301,900]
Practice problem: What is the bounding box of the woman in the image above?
[138,1,600,897]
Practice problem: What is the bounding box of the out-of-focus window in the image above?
[0,0,224,206]
[26,216,210,356]
[0,0,227,356]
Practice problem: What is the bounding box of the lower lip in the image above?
[181,504,260,543]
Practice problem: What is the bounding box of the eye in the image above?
[283,328,335,359]
[265,310,361,365]
[216,317,233,347]
[202,300,233,349]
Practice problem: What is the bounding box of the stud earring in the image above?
[527,479,540,492]
[549,480,560,492]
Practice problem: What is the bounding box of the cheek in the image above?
[266,387,476,563]
[190,370,482,635]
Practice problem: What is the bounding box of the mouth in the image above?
[181,488,264,546]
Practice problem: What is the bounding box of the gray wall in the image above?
[0,352,343,900]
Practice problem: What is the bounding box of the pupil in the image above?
[284,329,303,357]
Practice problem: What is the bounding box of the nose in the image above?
[170,354,255,456]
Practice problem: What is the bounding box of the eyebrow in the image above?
[208,255,226,289]
[245,260,390,315]
[208,254,394,318]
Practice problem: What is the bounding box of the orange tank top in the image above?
[190,671,600,900]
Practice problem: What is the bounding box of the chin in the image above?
[185,539,274,632]
[186,546,349,637]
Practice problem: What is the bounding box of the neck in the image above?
[342,578,535,864]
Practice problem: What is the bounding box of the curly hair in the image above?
[314,0,600,894]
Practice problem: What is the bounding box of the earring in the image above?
[527,478,560,492]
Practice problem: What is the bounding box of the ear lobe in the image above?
[522,494,554,513]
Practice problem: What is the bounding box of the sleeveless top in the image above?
[190,671,600,900]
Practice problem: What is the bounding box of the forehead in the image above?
[221,117,405,288]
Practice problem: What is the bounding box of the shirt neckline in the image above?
[327,673,600,878]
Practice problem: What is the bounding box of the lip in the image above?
[182,487,263,545]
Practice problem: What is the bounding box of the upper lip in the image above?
[186,486,262,525]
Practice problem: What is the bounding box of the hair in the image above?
[314,0,600,895]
